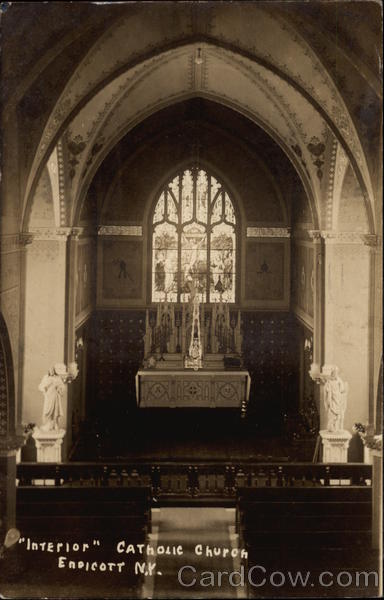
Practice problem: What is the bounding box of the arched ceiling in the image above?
[63,42,330,218]
[13,3,380,233]
[79,98,311,229]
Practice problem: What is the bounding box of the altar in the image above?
[136,279,250,413]
[136,369,251,409]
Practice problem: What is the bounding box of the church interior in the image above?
[0,2,382,598]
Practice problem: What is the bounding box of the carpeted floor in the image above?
[149,507,241,599]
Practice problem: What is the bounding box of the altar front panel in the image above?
[136,370,251,408]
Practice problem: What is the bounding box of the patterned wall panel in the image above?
[98,239,144,305]
[243,240,290,309]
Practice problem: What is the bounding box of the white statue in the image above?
[38,363,78,432]
[324,366,348,432]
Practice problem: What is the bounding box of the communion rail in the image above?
[17,462,372,502]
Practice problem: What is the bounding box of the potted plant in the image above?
[353,423,382,464]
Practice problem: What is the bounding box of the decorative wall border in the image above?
[246,227,291,238]
[21,227,93,242]
[0,235,22,254]
[325,137,338,229]
[98,225,143,236]
[308,230,379,246]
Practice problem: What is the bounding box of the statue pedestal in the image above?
[320,429,351,463]
[32,428,65,463]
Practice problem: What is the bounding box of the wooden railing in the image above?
[17,462,372,500]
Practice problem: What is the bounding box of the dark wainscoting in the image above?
[85,310,299,437]
[241,312,299,432]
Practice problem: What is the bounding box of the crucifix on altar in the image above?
[184,276,203,371]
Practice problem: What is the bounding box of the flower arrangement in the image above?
[353,423,382,451]
[22,423,35,435]
[284,401,320,442]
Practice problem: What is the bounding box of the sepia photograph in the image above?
[0,1,382,598]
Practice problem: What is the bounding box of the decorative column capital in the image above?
[308,230,323,242]
[19,233,34,246]
[70,227,86,240]
[362,234,379,247]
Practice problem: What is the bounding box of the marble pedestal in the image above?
[32,428,65,462]
[320,429,352,463]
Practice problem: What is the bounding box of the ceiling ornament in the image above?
[307,136,326,180]
[66,134,86,182]
[57,140,67,227]
[329,141,349,230]
[290,142,311,180]
[325,137,338,230]
[214,10,372,199]
[82,136,105,180]
[208,48,326,195]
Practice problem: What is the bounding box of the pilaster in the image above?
[21,228,72,457]
[309,230,372,431]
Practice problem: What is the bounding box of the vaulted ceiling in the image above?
[80,98,311,229]
[2,2,381,234]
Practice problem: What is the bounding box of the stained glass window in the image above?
[152,168,237,303]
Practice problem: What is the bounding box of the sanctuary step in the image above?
[71,408,293,461]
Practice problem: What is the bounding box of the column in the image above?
[21,228,70,458]
[310,231,371,432]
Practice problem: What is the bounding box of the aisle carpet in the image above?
[146,507,243,599]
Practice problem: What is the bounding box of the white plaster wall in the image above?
[325,243,370,431]
[22,240,67,427]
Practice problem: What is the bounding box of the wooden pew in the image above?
[13,486,152,595]
[237,486,372,548]
[237,484,378,597]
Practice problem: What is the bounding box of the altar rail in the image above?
[17,462,372,501]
